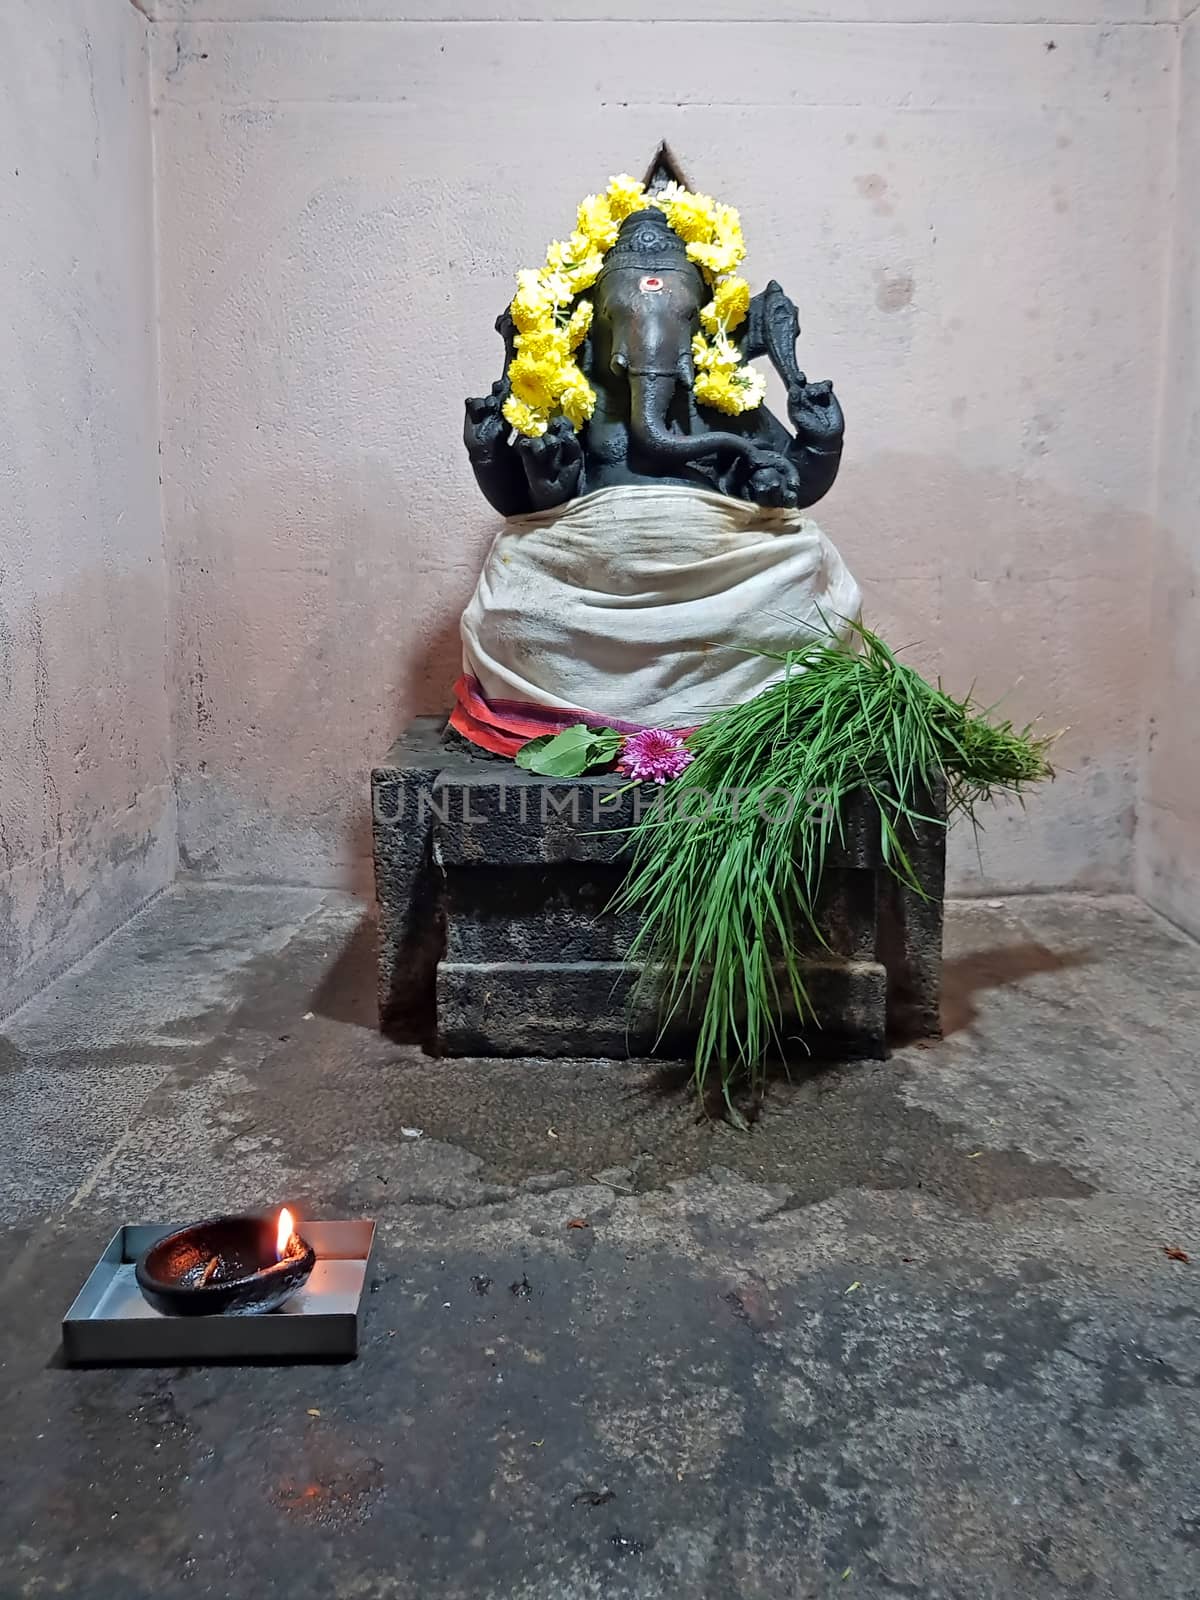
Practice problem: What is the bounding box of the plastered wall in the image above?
[2,1,1194,1015]
[0,0,174,1014]
[1140,2,1200,936]
[150,0,1173,895]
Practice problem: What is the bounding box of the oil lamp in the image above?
[134,1207,315,1317]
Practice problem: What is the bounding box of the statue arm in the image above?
[464,383,534,516]
[464,309,587,515]
[742,280,845,509]
[463,310,538,516]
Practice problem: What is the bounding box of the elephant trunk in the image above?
[627,372,757,469]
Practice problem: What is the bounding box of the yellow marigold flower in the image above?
[511,268,553,333]
[543,242,571,273]
[713,205,744,259]
[569,250,605,292]
[565,299,593,350]
[540,269,578,308]
[695,360,765,415]
[695,369,736,412]
[687,238,744,279]
[517,325,571,366]
[687,206,745,278]
[576,194,618,252]
[606,174,646,220]
[658,189,716,245]
[545,233,590,273]
[713,203,743,245]
[700,275,750,334]
[516,266,547,299]
[503,394,548,437]
[509,352,559,411]
[559,374,596,430]
[691,331,739,374]
[511,299,549,335]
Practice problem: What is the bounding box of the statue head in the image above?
[592,208,707,387]
[465,171,844,513]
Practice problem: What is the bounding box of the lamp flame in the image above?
[276,1206,295,1261]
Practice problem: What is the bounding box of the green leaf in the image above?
[514,727,590,775]
[585,726,623,761]
[515,724,622,777]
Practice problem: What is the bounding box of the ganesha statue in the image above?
[453,164,861,755]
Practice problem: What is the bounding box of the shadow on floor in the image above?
[309,908,379,1030]
[306,906,1098,1139]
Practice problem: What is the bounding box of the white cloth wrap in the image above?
[460,484,862,727]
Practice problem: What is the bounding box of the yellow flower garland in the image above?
[502,175,763,439]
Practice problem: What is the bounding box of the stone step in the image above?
[440,863,881,965]
[436,958,888,1060]
[373,717,945,1056]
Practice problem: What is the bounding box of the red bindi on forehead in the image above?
[639,275,664,293]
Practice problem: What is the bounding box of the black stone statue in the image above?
[464,206,844,516]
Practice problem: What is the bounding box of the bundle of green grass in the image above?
[612,621,1055,1119]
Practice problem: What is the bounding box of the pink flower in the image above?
[618,727,694,785]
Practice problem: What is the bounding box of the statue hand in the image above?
[515,416,584,507]
[745,447,801,509]
[464,383,510,464]
[787,376,844,450]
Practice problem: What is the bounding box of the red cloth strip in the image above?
[450,675,687,759]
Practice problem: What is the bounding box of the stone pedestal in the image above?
[372,718,945,1059]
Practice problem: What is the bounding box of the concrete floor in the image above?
[0,887,1198,1599]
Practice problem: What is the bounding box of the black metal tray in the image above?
[61,1221,375,1365]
